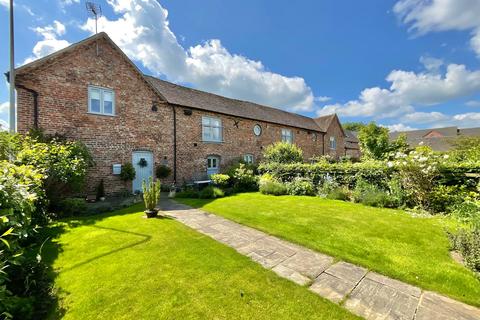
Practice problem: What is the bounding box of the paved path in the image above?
[159,197,480,320]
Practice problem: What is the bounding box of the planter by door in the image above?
[132,151,154,193]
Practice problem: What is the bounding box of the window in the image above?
[207,156,220,176]
[253,124,262,136]
[329,136,336,149]
[202,116,223,142]
[281,128,293,143]
[88,86,115,115]
[243,154,254,164]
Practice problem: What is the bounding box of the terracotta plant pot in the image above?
[145,209,159,218]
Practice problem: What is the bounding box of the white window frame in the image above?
[202,116,223,142]
[329,136,337,150]
[88,85,115,116]
[243,154,254,164]
[253,124,262,136]
[281,128,293,143]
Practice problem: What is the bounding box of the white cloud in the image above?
[315,96,331,102]
[384,123,417,132]
[466,100,480,107]
[0,119,8,131]
[0,101,8,113]
[23,21,70,65]
[395,111,480,128]
[81,0,316,112]
[0,0,8,8]
[401,111,448,124]
[419,56,443,73]
[394,0,480,57]
[317,63,480,119]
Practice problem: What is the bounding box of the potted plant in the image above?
[120,162,136,193]
[142,177,161,218]
[96,179,106,201]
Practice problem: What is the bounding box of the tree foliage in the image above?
[358,122,408,160]
[342,122,366,132]
[263,142,303,164]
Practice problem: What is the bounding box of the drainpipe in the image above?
[16,84,39,129]
[172,105,177,184]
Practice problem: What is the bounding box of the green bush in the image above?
[286,177,315,196]
[120,162,136,182]
[232,163,258,192]
[199,186,225,199]
[449,227,480,274]
[451,201,480,227]
[155,165,171,179]
[210,173,230,187]
[263,142,303,164]
[387,175,406,208]
[142,177,161,211]
[353,178,391,208]
[259,174,287,196]
[175,190,199,198]
[57,198,88,217]
[427,185,465,214]
[326,187,350,201]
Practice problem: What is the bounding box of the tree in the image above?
[358,122,408,160]
[342,122,366,132]
[263,142,303,164]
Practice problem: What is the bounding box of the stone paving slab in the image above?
[345,276,420,320]
[415,291,480,320]
[310,272,357,303]
[160,197,480,320]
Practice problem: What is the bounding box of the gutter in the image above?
[5,72,40,129]
[172,105,177,183]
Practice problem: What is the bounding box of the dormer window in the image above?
[88,86,115,116]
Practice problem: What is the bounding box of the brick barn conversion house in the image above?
[9,32,356,194]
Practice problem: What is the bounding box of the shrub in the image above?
[286,177,315,196]
[57,198,88,217]
[353,178,392,208]
[259,174,287,196]
[427,185,465,214]
[326,187,350,201]
[142,177,161,211]
[317,179,340,198]
[175,190,199,198]
[232,163,258,192]
[16,136,93,203]
[210,173,230,187]
[263,142,303,164]
[0,161,55,319]
[387,175,406,208]
[120,162,136,182]
[449,227,480,274]
[199,186,225,199]
[155,165,171,179]
[451,201,480,227]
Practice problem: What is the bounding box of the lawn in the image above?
[43,204,359,320]
[178,193,480,307]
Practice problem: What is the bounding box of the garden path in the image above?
[159,196,480,320]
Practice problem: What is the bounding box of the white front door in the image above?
[132,151,154,193]
[206,156,220,176]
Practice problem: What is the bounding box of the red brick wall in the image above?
[175,106,325,183]
[324,118,346,159]
[16,38,174,195]
[16,36,347,194]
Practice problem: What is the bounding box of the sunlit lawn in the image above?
[178,193,480,306]
[44,204,359,320]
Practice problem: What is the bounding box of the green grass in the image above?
[178,193,480,306]
[44,204,359,320]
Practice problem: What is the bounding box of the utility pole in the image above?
[9,0,15,133]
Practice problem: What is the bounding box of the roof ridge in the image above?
[144,74,317,122]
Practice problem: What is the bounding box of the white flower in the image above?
[387,162,394,168]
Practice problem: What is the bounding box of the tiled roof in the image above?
[146,75,328,132]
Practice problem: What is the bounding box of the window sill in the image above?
[202,140,224,144]
[87,112,116,117]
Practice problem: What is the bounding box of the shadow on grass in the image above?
[40,203,147,319]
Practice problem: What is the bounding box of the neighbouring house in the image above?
[9,32,356,194]
[344,130,360,158]
[389,126,480,152]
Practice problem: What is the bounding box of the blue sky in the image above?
[1,0,480,131]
